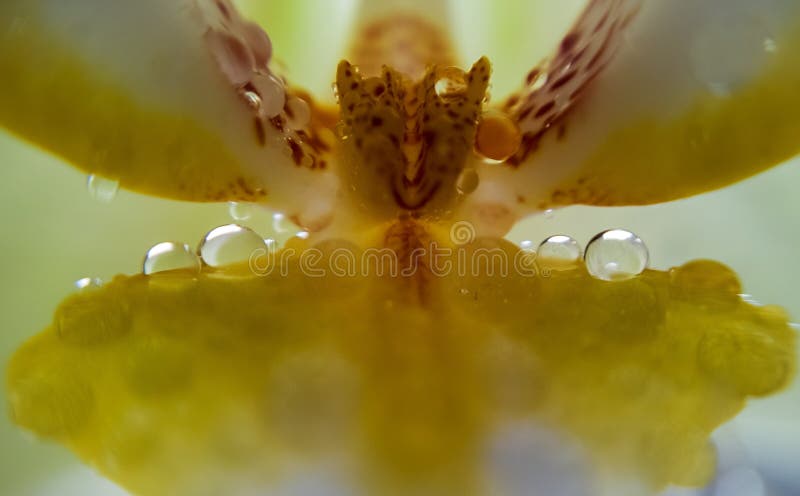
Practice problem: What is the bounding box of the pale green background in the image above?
[1,0,798,494]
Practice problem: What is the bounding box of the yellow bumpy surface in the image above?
[7,250,796,495]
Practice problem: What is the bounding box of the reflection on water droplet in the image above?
[331,82,340,103]
[87,174,119,203]
[243,90,261,110]
[544,209,555,219]
[475,112,522,163]
[228,202,254,221]
[74,277,103,291]
[537,235,582,270]
[456,168,480,195]
[198,224,265,268]
[295,230,310,240]
[519,240,535,251]
[143,242,201,275]
[272,212,294,233]
[459,288,470,296]
[435,67,468,100]
[584,229,649,281]
[252,73,285,118]
[763,37,777,53]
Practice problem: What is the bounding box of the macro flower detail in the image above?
[0,0,798,495]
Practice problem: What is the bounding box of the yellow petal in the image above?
[462,0,800,220]
[0,0,337,226]
[7,245,795,495]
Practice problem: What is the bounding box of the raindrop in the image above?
[198,224,266,268]
[475,112,522,163]
[435,67,468,100]
[537,235,582,269]
[74,277,103,291]
[584,229,649,281]
[242,90,261,110]
[143,242,201,275]
[86,174,119,203]
[228,202,254,221]
[456,168,480,195]
[251,73,285,118]
[272,212,294,233]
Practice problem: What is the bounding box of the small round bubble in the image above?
[537,235,582,269]
[584,229,649,281]
[86,174,119,203]
[198,224,266,268]
[228,202,254,221]
[143,242,201,275]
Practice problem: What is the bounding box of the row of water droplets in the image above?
[142,204,308,275]
[523,228,649,281]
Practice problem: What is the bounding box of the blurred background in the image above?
[1,0,798,494]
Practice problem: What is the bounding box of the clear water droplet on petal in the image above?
[143,242,201,275]
[456,168,480,195]
[198,224,266,268]
[228,202,254,221]
[537,235,582,270]
[86,174,119,203]
[74,277,103,291]
[584,229,649,281]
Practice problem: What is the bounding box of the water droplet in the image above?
[435,67,468,100]
[543,209,555,219]
[228,201,254,221]
[143,242,201,275]
[285,96,311,129]
[86,174,119,203]
[331,82,340,103]
[456,168,480,195]
[475,111,522,163]
[242,90,261,110]
[74,277,103,291]
[251,73,285,118]
[537,235,582,270]
[584,229,649,281]
[519,240,535,251]
[459,288,470,296]
[198,224,266,268]
[762,37,778,53]
[272,212,294,233]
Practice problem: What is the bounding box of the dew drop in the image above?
[584,229,649,281]
[198,224,266,268]
[143,242,201,275]
[537,235,582,270]
[543,208,555,219]
[272,212,294,233]
[74,277,103,291]
[475,112,522,163]
[228,201,254,221]
[242,90,261,110]
[86,174,119,203]
[435,67,468,100]
[456,168,480,195]
[251,73,285,118]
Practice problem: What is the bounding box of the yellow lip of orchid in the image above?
[1,0,799,495]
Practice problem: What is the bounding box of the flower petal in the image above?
[0,0,337,224]
[7,249,794,494]
[463,0,800,220]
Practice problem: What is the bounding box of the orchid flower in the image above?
[1,0,798,495]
